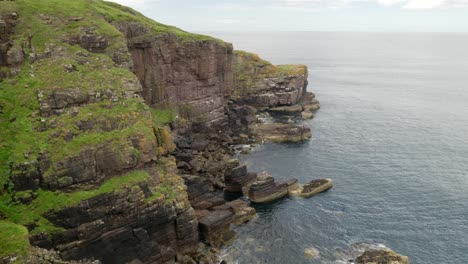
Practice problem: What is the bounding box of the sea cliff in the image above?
[0,0,316,263]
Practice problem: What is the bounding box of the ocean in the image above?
[205,32,468,264]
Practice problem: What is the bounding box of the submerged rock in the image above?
[289,178,333,198]
[304,246,320,259]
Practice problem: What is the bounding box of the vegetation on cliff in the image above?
[0,0,207,259]
[0,221,30,260]
[233,50,307,97]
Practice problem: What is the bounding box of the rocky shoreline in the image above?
[0,1,408,263]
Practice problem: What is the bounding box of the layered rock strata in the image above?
[119,22,233,126]
[253,123,312,143]
[288,179,334,198]
[0,0,311,263]
[247,171,289,203]
[233,51,308,108]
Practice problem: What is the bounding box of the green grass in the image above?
[146,183,176,204]
[0,170,151,235]
[232,50,308,96]
[96,1,228,45]
[0,221,30,259]
[0,69,45,190]
[150,107,176,127]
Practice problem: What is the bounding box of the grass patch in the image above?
[233,50,308,96]
[0,170,151,235]
[97,1,228,45]
[150,107,175,127]
[0,221,30,259]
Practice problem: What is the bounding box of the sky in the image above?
[107,0,468,32]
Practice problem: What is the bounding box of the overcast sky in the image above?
[107,0,468,32]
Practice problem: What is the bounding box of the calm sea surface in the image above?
[204,32,468,264]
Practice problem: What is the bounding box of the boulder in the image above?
[336,243,409,264]
[247,171,288,203]
[301,110,314,119]
[357,249,409,264]
[289,178,333,198]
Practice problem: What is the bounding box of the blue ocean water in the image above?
[207,32,468,264]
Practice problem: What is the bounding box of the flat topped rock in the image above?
[357,249,409,264]
[269,104,303,113]
[198,210,233,231]
[253,123,312,143]
[289,178,333,198]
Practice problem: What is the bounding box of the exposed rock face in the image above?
[247,171,288,203]
[0,1,311,263]
[30,160,199,264]
[0,11,22,80]
[233,50,308,108]
[198,210,235,247]
[119,22,233,125]
[224,165,257,193]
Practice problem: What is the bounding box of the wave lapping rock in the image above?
[289,178,334,198]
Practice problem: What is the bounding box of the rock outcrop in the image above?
[246,171,288,203]
[233,50,308,108]
[337,243,409,264]
[0,10,22,80]
[119,22,233,126]
[253,123,312,143]
[357,249,410,264]
[289,179,333,198]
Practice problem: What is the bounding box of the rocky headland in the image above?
[0,0,408,263]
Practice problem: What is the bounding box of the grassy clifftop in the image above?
[1,0,224,50]
[232,50,307,97]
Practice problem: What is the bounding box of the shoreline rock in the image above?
[337,243,409,264]
[246,172,288,203]
[253,123,312,143]
[289,178,334,198]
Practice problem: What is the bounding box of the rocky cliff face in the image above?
[0,1,205,262]
[119,22,233,125]
[0,0,310,263]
